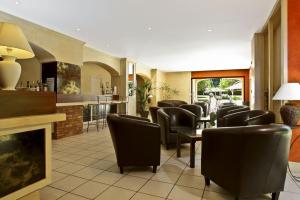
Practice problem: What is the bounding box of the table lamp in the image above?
[273,83,300,126]
[0,22,35,90]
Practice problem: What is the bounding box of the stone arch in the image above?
[81,61,120,95]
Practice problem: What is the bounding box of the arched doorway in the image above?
[82,61,119,96]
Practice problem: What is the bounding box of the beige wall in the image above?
[18,58,41,85]
[136,62,151,80]
[81,63,112,95]
[165,72,191,103]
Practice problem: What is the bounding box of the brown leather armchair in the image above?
[201,124,291,200]
[107,114,161,174]
[195,101,209,117]
[157,107,196,149]
[222,110,275,127]
[149,106,160,123]
[157,100,187,107]
[217,105,250,127]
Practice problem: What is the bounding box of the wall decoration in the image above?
[57,62,81,94]
[0,130,45,198]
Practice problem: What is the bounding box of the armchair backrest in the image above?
[217,105,249,127]
[179,104,202,120]
[157,100,187,107]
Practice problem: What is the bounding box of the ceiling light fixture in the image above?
[76,28,81,31]
[147,27,152,31]
[15,1,20,5]
[207,28,213,32]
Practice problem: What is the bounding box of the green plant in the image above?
[159,83,179,100]
[137,81,152,112]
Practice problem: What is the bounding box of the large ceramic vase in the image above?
[0,57,21,90]
[280,104,300,126]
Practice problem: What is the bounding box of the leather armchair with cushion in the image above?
[157,100,187,107]
[157,107,196,149]
[195,101,209,117]
[217,105,250,127]
[201,125,291,200]
[107,114,161,174]
[149,106,160,123]
[222,110,275,127]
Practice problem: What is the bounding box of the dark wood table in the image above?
[199,116,210,128]
[175,127,202,168]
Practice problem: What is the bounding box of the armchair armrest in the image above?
[119,114,151,122]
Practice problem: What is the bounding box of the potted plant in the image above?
[137,81,152,118]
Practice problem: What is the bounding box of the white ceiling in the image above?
[0,0,276,71]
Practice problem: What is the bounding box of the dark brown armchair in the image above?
[201,124,291,200]
[157,100,187,107]
[157,107,196,149]
[222,110,275,127]
[107,114,161,174]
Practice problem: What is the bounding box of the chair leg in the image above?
[205,177,210,186]
[119,167,123,174]
[153,166,157,173]
[166,144,169,150]
[272,192,280,200]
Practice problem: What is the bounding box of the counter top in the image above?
[56,100,127,107]
[0,113,66,130]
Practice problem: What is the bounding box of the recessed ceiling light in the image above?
[207,28,213,32]
[76,28,81,31]
[106,44,110,47]
[15,1,20,5]
[147,27,152,31]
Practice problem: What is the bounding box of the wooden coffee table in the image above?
[175,127,202,168]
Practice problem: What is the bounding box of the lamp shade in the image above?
[273,83,300,100]
[0,22,34,59]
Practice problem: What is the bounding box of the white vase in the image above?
[0,56,21,90]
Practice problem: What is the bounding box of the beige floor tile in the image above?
[59,193,89,200]
[128,167,155,179]
[88,151,112,159]
[151,171,181,184]
[131,193,165,200]
[202,191,233,200]
[73,167,103,179]
[183,164,202,177]
[51,171,68,183]
[103,154,117,162]
[71,181,109,199]
[159,163,185,174]
[177,174,205,189]
[56,154,84,162]
[54,163,85,174]
[52,159,69,170]
[168,185,203,200]
[279,191,300,200]
[204,181,230,194]
[95,186,135,200]
[50,176,87,192]
[74,157,99,166]
[93,171,124,185]
[40,186,66,200]
[114,175,148,191]
[139,180,173,198]
[90,160,116,170]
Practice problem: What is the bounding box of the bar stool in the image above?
[86,103,100,132]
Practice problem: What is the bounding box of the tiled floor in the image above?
[40,127,300,200]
